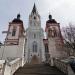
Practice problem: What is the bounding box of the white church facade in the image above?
[25,4,45,63]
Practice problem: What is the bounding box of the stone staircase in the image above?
[13,64,66,75]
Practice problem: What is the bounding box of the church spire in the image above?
[32,3,37,14]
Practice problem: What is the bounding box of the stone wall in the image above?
[0,37,25,60]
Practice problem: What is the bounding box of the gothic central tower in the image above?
[25,4,45,64]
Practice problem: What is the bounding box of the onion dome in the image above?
[12,14,23,23]
[46,14,57,23]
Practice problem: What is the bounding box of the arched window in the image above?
[48,28,52,37]
[34,33,36,38]
[12,28,16,36]
[33,41,37,52]
[45,44,49,53]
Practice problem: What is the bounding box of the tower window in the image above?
[12,29,16,36]
[34,16,36,19]
[45,44,49,52]
[33,41,37,52]
[34,34,36,38]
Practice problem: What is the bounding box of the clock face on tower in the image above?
[34,16,36,19]
[33,16,39,22]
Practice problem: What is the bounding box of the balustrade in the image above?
[4,58,22,75]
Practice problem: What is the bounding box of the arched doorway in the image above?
[31,55,40,64]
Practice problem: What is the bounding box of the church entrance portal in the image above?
[31,55,40,64]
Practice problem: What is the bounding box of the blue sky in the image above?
[0,0,75,42]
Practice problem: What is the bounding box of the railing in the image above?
[53,58,75,75]
[4,58,22,75]
[53,58,68,74]
[68,65,75,75]
[0,60,5,75]
[10,58,22,74]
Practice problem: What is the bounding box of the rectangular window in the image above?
[45,44,49,52]
[12,29,16,36]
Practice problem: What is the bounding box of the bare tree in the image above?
[62,23,75,56]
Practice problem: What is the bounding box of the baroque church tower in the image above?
[45,14,66,66]
[5,14,25,45]
[25,4,45,63]
[0,14,25,60]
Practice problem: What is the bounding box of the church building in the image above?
[0,4,67,65]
